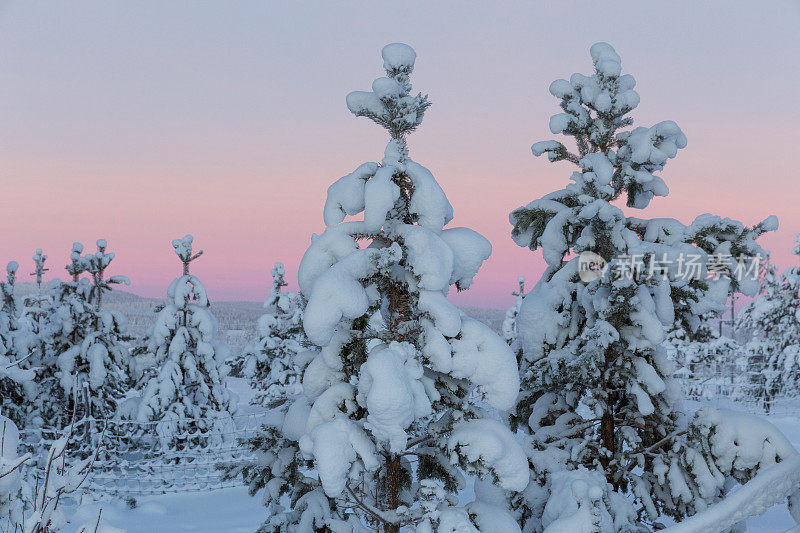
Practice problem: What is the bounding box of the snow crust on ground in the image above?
[62,487,263,533]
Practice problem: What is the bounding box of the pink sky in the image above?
[1,2,798,308]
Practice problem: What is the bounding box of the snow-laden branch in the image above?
[664,454,800,533]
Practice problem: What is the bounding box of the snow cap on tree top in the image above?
[172,235,202,273]
[382,43,416,72]
[759,215,779,232]
[346,43,430,141]
[32,249,47,268]
[590,42,622,77]
[172,235,195,260]
[72,242,84,254]
[96,238,107,250]
[6,261,18,274]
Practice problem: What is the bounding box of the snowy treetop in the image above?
[346,43,430,142]
[525,42,686,210]
[63,239,130,305]
[266,261,300,315]
[32,250,46,269]
[30,248,49,285]
[83,239,116,273]
[171,234,204,275]
[382,42,416,73]
[172,235,195,261]
[511,42,775,297]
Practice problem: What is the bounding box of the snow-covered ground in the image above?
[64,487,263,533]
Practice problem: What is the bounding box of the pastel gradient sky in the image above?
[1,1,798,308]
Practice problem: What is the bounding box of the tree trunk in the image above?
[385,454,401,533]
[600,347,619,489]
[384,280,408,533]
[600,406,617,487]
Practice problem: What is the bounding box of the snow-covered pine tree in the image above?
[15,249,55,429]
[0,262,20,355]
[237,43,527,533]
[44,239,133,428]
[19,250,51,345]
[508,43,785,530]
[27,243,95,429]
[736,235,800,409]
[502,276,526,346]
[239,262,307,407]
[136,235,236,447]
[0,261,37,428]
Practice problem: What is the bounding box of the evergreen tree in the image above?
[502,276,527,346]
[136,235,237,447]
[18,240,133,432]
[239,262,307,407]
[232,44,526,532]
[736,236,800,408]
[16,249,54,429]
[49,240,132,425]
[0,261,36,428]
[508,43,784,530]
[19,249,51,351]
[0,262,20,356]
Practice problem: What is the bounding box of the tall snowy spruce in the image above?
[239,262,307,407]
[736,236,800,408]
[136,235,236,446]
[239,44,526,532]
[509,43,793,530]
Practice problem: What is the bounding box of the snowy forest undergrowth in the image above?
[1,41,800,533]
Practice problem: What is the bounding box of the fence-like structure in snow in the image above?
[20,412,265,498]
[674,359,800,417]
